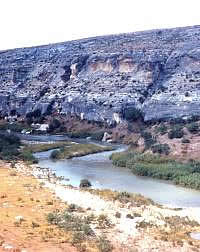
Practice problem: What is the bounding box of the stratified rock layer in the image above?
[1,25,200,123]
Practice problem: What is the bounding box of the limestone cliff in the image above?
[1,25,200,123]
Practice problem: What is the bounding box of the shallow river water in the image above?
[18,133,200,208]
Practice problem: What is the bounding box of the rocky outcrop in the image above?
[1,25,200,123]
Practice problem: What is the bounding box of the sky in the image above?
[0,0,200,50]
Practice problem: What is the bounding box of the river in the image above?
[18,133,200,208]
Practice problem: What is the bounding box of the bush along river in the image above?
[18,133,200,208]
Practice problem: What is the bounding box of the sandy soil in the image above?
[0,160,200,251]
[0,161,77,252]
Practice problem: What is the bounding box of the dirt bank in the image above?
[1,161,200,251]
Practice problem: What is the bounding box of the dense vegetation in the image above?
[50,143,113,159]
[110,151,200,190]
[140,130,170,154]
[151,143,170,155]
[122,107,143,122]
[0,131,113,164]
[0,133,37,163]
[0,122,29,132]
[25,141,71,153]
[140,131,156,150]
[186,122,199,133]
[168,125,184,139]
[155,123,168,135]
[67,130,106,140]
[0,133,21,160]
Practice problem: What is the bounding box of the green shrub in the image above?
[72,232,85,246]
[97,235,113,252]
[0,123,8,130]
[47,211,62,225]
[90,131,105,141]
[151,143,170,155]
[97,214,112,228]
[186,122,199,133]
[20,150,38,164]
[32,109,41,118]
[0,133,20,145]
[48,119,61,133]
[130,162,190,180]
[173,173,200,189]
[47,209,94,244]
[185,161,200,173]
[155,123,168,135]
[0,133,21,160]
[141,131,156,149]
[67,203,80,212]
[44,102,54,116]
[67,131,91,139]
[110,150,200,190]
[0,148,19,161]
[168,125,184,139]
[7,123,24,132]
[32,221,40,228]
[79,179,92,188]
[81,223,94,236]
[52,143,113,160]
[123,107,143,122]
[170,118,185,125]
[114,191,131,204]
[181,138,190,143]
[186,115,200,123]
[50,150,60,159]
[110,152,134,167]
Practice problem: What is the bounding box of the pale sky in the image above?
[0,0,200,50]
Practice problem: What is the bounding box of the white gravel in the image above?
[14,161,200,246]
[46,181,139,242]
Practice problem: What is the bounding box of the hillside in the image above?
[1,25,200,123]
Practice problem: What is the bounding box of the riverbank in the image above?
[111,150,200,191]
[23,140,114,163]
[24,141,73,153]
[1,160,200,251]
[49,143,114,160]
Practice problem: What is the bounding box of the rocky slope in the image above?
[1,25,200,123]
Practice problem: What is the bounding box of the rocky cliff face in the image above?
[1,25,200,123]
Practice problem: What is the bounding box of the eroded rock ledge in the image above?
[1,25,200,123]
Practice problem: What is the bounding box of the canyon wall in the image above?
[1,25,200,123]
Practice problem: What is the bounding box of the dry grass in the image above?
[84,188,155,207]
[46,207,114,251]
[0,164,71,248]
[0,162,100,251]
[25,141,72,153]
[138,214,200,248]
[51,143,114,159]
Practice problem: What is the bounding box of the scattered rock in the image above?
[46,201,53,205]
[115,212,121,218]
[31,221,40,228]
[79,179,92,188]
[102,132,112,142]
[1,243,19,251]
[14,216,25,224]
[126,214,134,219]
[0,194,7,199]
